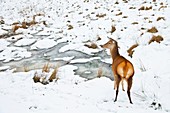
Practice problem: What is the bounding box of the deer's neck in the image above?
[110,46,120,62]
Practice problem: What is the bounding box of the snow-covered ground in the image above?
[0,0,170,113]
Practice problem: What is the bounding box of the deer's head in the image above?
[100,38,118,50]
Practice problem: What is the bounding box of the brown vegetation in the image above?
[84,42,98,49]
[148,35,163,44]
[132,22,138,25]
[147,27,158,33]
[139,6,152,10]
[42,62,50,73]
[33,71,41,83]
[96,13,106,18]
[49,67,59,82]
[157,17,165,21]
[116,12,122,16]
[67,25,73,30]
[158,6,167,11]
[111,26,116,33]
[127,44,139,58]
[97,67,103,78]
[12,13,45,33]
[33,63,59,85]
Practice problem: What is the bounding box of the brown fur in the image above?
[101,38,134,104]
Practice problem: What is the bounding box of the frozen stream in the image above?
[0,39,113,80]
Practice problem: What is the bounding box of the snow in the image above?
[7,35,26,42]
[30,38,57,50]
[53,56,75,62]
[0,29,8,35]
[59,43,101,55]
[14,38,36,47]
[0,47,32,62]
[0,0,170,113]
[0,39,10,51]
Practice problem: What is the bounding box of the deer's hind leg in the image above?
[114,75,121,102]
[127,76,133,104]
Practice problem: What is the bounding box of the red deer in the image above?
[100,38,134,104]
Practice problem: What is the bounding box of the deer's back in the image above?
[112,56,134,79]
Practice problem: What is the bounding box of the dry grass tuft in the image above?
[96,36,101,41]
[111,26,116,33]
[67,25,73,30]
[33,71,41,83]
[97,67,103,78]
[24,66,29,72]
[129,7,136,9]
[84,42,98,49]
[42,62,50,73]
[147,27,158,33]
[127,44,139,58]
[33,63,59,85]
[49,66,59,82]
[96,13,106,18]
[115,1,119,4]
[132,22,139,25]
[139,6,152,10]
[157,17,165,21]
[116,12,122,16]
[148,35,163,44]
[158,5,167,11]
[145,6,152,10]
[12,13,45,33]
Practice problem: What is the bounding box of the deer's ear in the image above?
[108,38,113,41]
[109,38,117,42]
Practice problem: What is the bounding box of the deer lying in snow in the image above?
[100,38,134,104]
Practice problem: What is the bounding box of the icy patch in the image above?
[0,47,31,62]
[31,38,57,50]
[70,57,101,63]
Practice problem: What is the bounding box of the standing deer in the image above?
[100,38,134,104]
